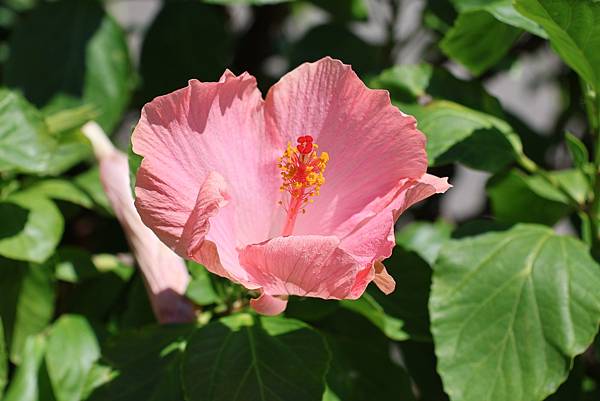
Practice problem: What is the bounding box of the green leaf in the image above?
[86,325,193,401]
[487,169,575,225]
[45,129,92,176]
[320,310,416,401]
[128,142,142,196]
[514,0,600,91]
[290,24,381,76]
[441,11,522,76]
[202,0,292,4]
[62,255,133,321]
[565,132,589,169]
[182,313,330,401]
[0,89,57,175]
[139,2,233,103]
[5,0,134,133]
[396,220,453,264]
[3,334,47,401]
[26,179,94,209]
[451,0,547,37]
[0,258,55,364]
[46,315,100,401]
[186,261,219,306]
[0,190,64,263]
[430,224,600,401]
[398,340,449,401]
[54,247,98,283]
[368,64,433,103]
[0,318,7,398]
[370,247,434,341]
[306,0,368,21]
[74,167,112,214]
[413,100,519,171]
[340,294,409,341]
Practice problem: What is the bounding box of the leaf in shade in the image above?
[84,325,192,401]
[289,24,381,76]
[139,2,233,103]
[0,319,6,398]
[5,0,134,133]
[565,132,589,170]
[320,310,416,401]
[411,100,519,171]
[487,169,576,226]
[430,224,600,401]
[182,314,330,401]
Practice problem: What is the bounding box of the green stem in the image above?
[583,80,600,252]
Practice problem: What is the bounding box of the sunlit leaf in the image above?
[431,224,600,401]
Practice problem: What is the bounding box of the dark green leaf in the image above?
[62,255,133,321]
[412,100,519,170]
[289,24,381,76]
[307,0,368,21]
[86,325,192,401]
[441,11,522,76]
[5,0,134,133]
[0,191,64,263]
[46,315,100,401]
[430,224,600,401]
[0,318,6,398]
[320,310,416,401]
[183,313,330,401]
[3,334,46,401]
[0,258,55,364]
[0,89,57,175]
[370,247,434,341]
[202,0,292,4]
[139,2,233,103]
[398,340,449,401]
[54,247,98,283]
[487,169,573,225]
[515,0,600,91]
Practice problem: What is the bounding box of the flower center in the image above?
[277,135,329,236]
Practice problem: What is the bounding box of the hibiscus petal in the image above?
[175,171,230,258]
[83,122,194,324]
[265,57,428,236]
[238,235,364,299]
[133,71,281,283]
[373,261,396,295]
[250,292,288,316]
[339,174,450,296]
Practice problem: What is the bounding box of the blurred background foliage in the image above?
[0,0,600,401]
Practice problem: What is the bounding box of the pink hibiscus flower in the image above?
[132,57,450,315]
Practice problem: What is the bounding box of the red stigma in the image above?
[296,135,314,154]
